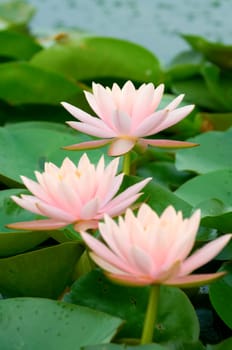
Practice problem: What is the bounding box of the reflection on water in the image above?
[28,0,232,63]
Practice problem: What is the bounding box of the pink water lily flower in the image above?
[81,204,231,287]
[62,81,197,156]
[7,154,150,232]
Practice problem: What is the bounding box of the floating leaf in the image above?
[183,34,232,70]
[0,30,41,60]
[209,264,232,330]
[0,188,48,257]
[65,269,199,343]
[0,62,81,105]
[31,35,162,83]
[207,337,232,350]
[0,121,112,186]
[171,76,223,111]
[123,175,192,218]
[201,64,232,111]
[167,50,204,81]
[0,241,83,298]
[176,128,232,174]
[84,344,168,350]
[175,169,232,232]
[0,297,122,350]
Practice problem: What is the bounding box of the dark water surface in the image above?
[28,0,232,63]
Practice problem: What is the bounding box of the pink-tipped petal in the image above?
[133,109,168,137]
[67,121,116,138]
[111,110,131,134]
[165,94,184,110]
[106,272,153,286]
[180,234,232,276]
[81,232,135,273]
[6,219,67,231]
[166,272,226,288]
[80,198,99,220]
[62,102,102,127]
[105,177,151,214]
[63,139,111,151]
[154,105,195,133]
[36,202,75,222]
[140,139,199,148]
[108,138,136,156]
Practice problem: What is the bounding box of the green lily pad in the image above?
[85,342,205,350]
[175,169,232,232]
[123,175,193,218]
[207,337,232,350]
[167,50,204,81]
[0,241,83,298]
[31,35,162,83]
[201,64,232,111]
[0,30,41,60]
[0,61,81,105]
[171,76,223,111]
[0,297,122,350]
[65,269,199,343]
[176,128,232,174]
[0,121,112,186]
[209,263,232,331]
[183,34,232,70]
[0,188,49,257]
[137,160,193,191]
[84,344,168,350]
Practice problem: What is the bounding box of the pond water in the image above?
[28,0,232,64]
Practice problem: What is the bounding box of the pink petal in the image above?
[21,176,48,201]
[11,195,43,215]
[36,202,75,222]
[90,253,129,275]
[131,245,153,274]
[67,121,116,138]
[133,109,168,137]
[165,272,226,288]
[84,91,102,117]
[104,177,151,216]
[132,83,155,119]
[140,139,199,148]
[6,219,67,231]
[165,94,184,110]
[111,110,131,133]
[92,83,116,124]
[119,81,136,114]
[99,173,124,207]
[63,139,111,151]
[62,102,102,127]
[80,198,99,220]
[180,234,232,276]
[81,232,135,273]
[108,138,136,156]
[154,105,195,134]
[106,272,153,286]
[151,84,165,110]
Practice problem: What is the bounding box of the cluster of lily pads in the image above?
[0,1,232,349]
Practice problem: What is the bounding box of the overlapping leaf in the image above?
[0,297,122,350]
[65,269,199,343]
[31,35,162,83]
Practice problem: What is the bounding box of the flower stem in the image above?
[123,152,131,175]
[141,284,160,344]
